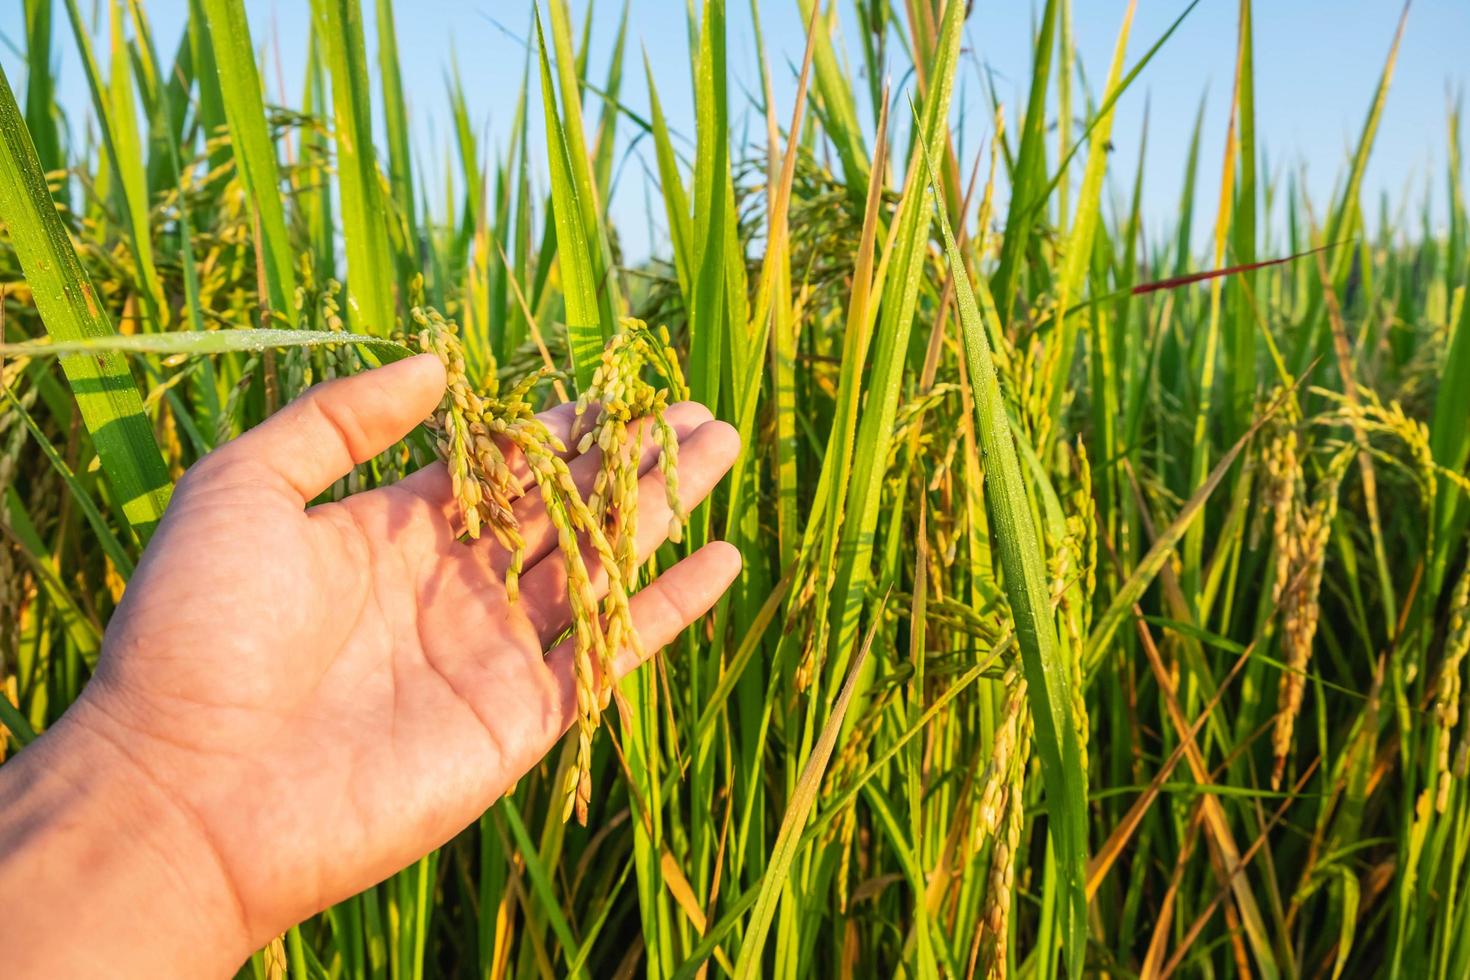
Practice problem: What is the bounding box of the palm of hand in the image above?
[72,354,739,948]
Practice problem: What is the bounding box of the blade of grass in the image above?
[495,800,587,980]
[675,654,998,979]
[588,0,629,206]
[1085,385,1295,672]
[825,0,961,688]
[2,487,103,660]
[793,0,868,200]
[547,0,623,330]
[534,7,603,392]
[989,0,1057,323]
[1227,0,1258,439]
[686,0,730,412]
[0,63,172,540]
[59,0,167,329]
[311,0,397,335]
[124,0,219,423]
[2,383,134,576]
[21,0,65,201]
[919,115,1089,979]
[376,0,417,263]
[642,49,693,301]
[731,597,881,980]
[1292,1,1409,377]
[1044,1,1136,430]
[0,328,411,361]
[199,0,298,325]
[1432,233,1470,588]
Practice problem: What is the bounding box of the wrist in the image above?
[0,701,253,978]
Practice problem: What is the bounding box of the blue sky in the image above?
[3,2,1468,263]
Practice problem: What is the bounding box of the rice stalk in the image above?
[2,1,1469,974]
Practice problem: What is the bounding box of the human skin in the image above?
[0,354,741,977]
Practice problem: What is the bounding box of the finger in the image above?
[393,400,581,520]
[544,542,741,730]
[519,419,739,646]
[193,354,447,506]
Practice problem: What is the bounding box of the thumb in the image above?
[199,353,446,505]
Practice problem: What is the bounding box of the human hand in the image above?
[0,354,740,977]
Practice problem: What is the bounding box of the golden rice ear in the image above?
[1436,568,1470,811]
[415,317,687,826]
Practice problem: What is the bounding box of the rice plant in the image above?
[2,0,1469,976]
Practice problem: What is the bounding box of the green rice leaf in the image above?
[0,63,172,540]
[1085,391,1289,671]
[375,0,416,254]
[547,0,622,331]
[919,117,1089,979]
[198,0,298,325]
[0,329,411,361]
[310,0,397,336]
[3,383,135,576]
[686,0,730,412]
[731,597,881,979]
[534,7,603,392]
[58,0,167,329]
[825,0,961,672]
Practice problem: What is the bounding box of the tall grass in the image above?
[2,0,1470,976]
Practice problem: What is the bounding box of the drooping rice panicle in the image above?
[979,689,1031,980]
[1435,557,1470,811]
[3,2,1469,974]
[974,664,1027,842]
[416,308,676,825]
[1271,444,1353,789]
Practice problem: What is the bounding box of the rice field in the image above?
[2,0,1469,976]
